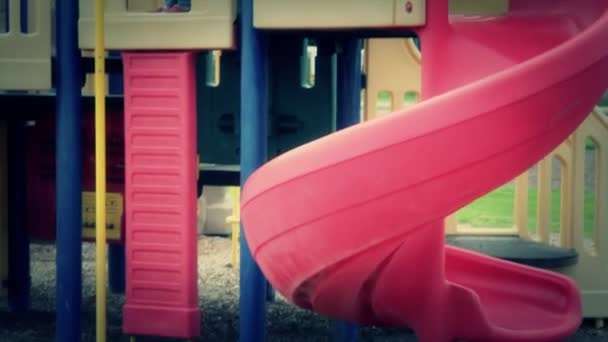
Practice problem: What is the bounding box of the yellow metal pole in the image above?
[227,215,239,269]
[226,187,241,269]
[94,0,107,340]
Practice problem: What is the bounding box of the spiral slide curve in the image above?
[241,1,608,341]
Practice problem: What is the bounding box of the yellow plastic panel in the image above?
[82,191,123,241]
[0,0,52,90]
[0,121,7,297]
[79,0,237,50]
[254,0,426,29]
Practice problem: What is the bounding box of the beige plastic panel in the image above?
[200,186,233,236]
[364,38,421,120]
[127,0,162,12]
[80,50,109,96]
[0,0,52,90]
[254,0,426,29]
[450,0,508,16]
[81,73,109,96]
[510,141,574,243]
[364,35,608,318]
[79,0,237,50]
[0,120,7,297]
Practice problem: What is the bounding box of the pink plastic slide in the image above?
[241,1,608,341]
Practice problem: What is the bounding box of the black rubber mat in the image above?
[446,235,578,269]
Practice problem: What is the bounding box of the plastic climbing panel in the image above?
[78,0,236,50]
[0,0,52,90]
[0,120,7,297]
[122,52,199,338]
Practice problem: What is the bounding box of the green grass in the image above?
[456,185,596,237]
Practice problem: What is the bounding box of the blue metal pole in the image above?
[336,38,363,129]
[266,281,275,302]
[19,0,27,33]
[107,49,126,295]
[55,0,83,340]
[108,244,125,293]
[239,0,268,340]
[334,321,360,342]
[333,38,363,342]
[7,118,30,315]
[108,50,124,96]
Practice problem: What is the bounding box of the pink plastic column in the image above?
[121,52,200,338]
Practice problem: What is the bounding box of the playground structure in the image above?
[364,36,608,321]
[0,0,607,342]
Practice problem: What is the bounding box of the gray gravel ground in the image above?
[0,236,607,341]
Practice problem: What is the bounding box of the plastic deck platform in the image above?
[122,52,199,338]
[446,235,578,269]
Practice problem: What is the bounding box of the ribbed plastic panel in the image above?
[122,52,199,338]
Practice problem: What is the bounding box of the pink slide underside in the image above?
[241,1,608,341]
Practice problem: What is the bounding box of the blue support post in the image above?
[239,0,268,340]
[7,119,30,315]
[19,0,27,33]
[334,321,360,342]
[108,74,124,96]
[107,49,126,295]
[108,51,124,96]
[333,38,363,342]
[336,38,363,129]
[266,281,275,302]
[108,244,125,293]
[55,0,83,340]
